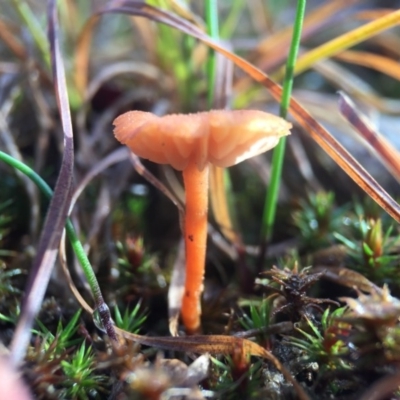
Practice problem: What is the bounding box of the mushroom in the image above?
[113,109,291,334]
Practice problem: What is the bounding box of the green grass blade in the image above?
[261,0,307,242]
[205,0,219,108]
[11,0,50,66]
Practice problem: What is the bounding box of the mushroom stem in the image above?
[181,160,209,334]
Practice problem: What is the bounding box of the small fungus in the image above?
[113,109,291,333]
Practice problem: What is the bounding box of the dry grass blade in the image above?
[9,0,75,366]
[256,0,360,71]
[69,147,131,256]
[168,239,186,336]
[236,0,360,94]
[314,266,380,294]
[338,91,400,183]
[74,14,100,98]
[210,165,242,246]
[285,102,400,223]
[71,147,130,211]
[335,50,400,81]
[85,61,162,102]
[0,17,51,85]
[59,230,93,315]
[355,9,395,20]
[129,153,184,216]
[278,8,400,80]
[0,18,26,59]
[310,59,399,114]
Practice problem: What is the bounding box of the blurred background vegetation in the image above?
[1,0,400,399]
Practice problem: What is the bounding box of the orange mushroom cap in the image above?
[113,110,291,170]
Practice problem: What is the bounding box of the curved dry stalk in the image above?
[128,152,185,223]
[313,266,380,294]
[58,230,93,315]
[208,45,241,249]
[209,166,242,248]
[311,59,400,115]
[335,50,400,81]
[168,238,186,336]
[85,61,163,102]
[71,147,131,210]
[338,92,400,183]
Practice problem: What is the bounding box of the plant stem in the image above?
[260,0,306,243]
[0,150,117,341]
[205,0,236,243]
[205,0,219,108]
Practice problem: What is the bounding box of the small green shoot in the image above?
[211,356,264,400]
[0,199,13,242]
[334,216,400,284]
[0,263,22,298]
[293,191,346,248]
[145,0,200,110]
[60,342,107,400]
[34,309,82,355]
[289,307,350,372]
[11,0,50,66]
[114,302,147,334]
[239,298,272,347]
[0,302,20,324]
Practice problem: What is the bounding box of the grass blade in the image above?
[9,0,75,366]
[260,0,306,244]
[338,91,400,182]
[276,8,400,80]
[335,50,400,81]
